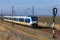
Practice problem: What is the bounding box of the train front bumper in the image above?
[31,23,38,28]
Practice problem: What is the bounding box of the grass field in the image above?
[0,21,52,40]
[38,16,60,24]
[38,16,60,30]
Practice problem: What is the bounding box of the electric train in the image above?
[4,16,38,28]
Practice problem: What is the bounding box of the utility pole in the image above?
[12,6,14,26]
[52,7,57,40]
[1,10,3,22]
[32,6,34,16]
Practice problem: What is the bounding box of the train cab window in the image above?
[25,18,30,23]
[32,17,38,21]
[19,18,24,22]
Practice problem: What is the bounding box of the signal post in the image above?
[52,8,57,40]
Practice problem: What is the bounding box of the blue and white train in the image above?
[4,16,38,28]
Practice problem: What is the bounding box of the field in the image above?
[0,21,54,40]
[38,16,60,30]
[38,16,60,24]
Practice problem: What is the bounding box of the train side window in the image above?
[10,18,11,20]
[9,18,10,20]
[10,18,13,20]
[18,18,19,21]
[19,18,24,22]
[14,18,16,21]
[25,18,30,23]
[10,18,12,20]
[4,17,6,19]
[7,18,8,19]
[8,18,9,19]
[6,17,7,19]
[14,18,19,21]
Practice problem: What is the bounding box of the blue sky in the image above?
[0,0,60,16]
[0,0,60,7]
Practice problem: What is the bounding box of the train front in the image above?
[31,16,38,28]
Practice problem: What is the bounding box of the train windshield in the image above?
[32,17,38,21]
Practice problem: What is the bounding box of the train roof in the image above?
[4,16,31,18]
[4,16,37,18]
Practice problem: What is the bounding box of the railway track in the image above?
[0,21,60,40]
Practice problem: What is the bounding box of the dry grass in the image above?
[0,21,52,40]
[0,25,7,31]
[38,16,60,30]
[0,22,21,40]
[38,16,60,24]
[0,31,21,40]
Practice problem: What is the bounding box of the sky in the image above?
[0,0,60,16]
